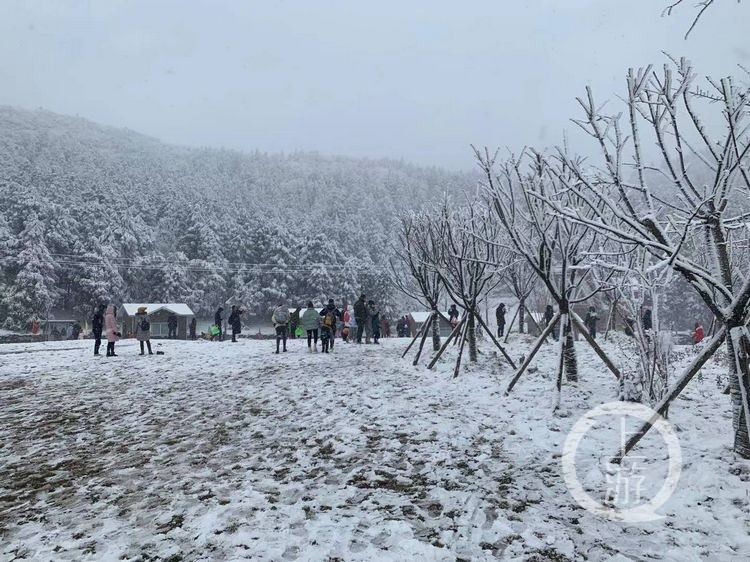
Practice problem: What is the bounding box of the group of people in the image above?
[270,294,383,354]
[91,304,122,356]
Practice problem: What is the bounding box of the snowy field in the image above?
[0,335,748,561]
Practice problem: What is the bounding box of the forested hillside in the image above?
[0,106,469,328]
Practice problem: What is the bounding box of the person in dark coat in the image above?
[189,317,197,340]
[214,307,224,341]
[319,299,341,349]
[289,307,301,339]
[92,304,106,355]
[395,316,405,337]
[167,314,178,339]
[642,308,653,332]
[584,305,599,339]
[495,303,506,338]
[228,305,244,342]
[368,300,381,344]
[353,294,368,344]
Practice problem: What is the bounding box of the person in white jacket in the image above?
[300,302,321,352]
[343,304,357,343]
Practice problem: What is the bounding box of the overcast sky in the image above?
[0,0,747,169]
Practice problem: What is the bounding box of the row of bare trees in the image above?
[395,57,750,459]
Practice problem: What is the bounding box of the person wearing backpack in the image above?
[135,306,153,355]
[300,302,320,351]
[271,303,290,353]
[318,299,341,350]
[319,311,334,353]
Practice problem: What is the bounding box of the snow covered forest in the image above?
[0,106,471,328]
[1,1,750,559]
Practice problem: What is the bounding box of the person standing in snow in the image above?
[642,308,653,332]
[301,302,320,351]
[319,299,341,349]
[167,314,178,339]
[104,304,120,357]
[289,307,301,340]
[495,303,506,338]
[343,304,357,343]
[319,311,334,353]
[584,305,599,339]
[396,316,406,337]
[354,294,367,343]
[693,322,705,344]
[228,305,243,343]
[92,304,106,355]
[381,316,390,338]
[368,300,381,344]
[448,305,459,327]
[214,307,224,341]
[135,306,153,355]
[189,317,197,340]
[271,303,290,353]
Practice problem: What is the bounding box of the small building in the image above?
[407,311,453,337]
[121,303,195,339]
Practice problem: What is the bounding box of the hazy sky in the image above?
[0,0,747,169]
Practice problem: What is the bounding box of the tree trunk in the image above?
[559,303,578,382]
[431,307,441,351]
[467,311,477,362]
[518,297,525,334]
[728,325,750,458]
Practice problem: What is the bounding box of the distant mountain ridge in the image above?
[0,106,471,328]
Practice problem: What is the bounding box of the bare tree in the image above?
[391,211,448,356]
[428,199,516,376]
[538,58,750,458]
[662,0,743,39]
[502,258,537,338]
[592,243,676,406]
[476,149,621,409]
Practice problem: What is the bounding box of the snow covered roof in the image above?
[409,311,448,323]
[122,303,195,316]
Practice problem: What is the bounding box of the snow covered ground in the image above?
[0,334,748,561]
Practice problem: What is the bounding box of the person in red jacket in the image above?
[693,322,705,344]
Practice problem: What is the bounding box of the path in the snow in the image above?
[0,336,748,561]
